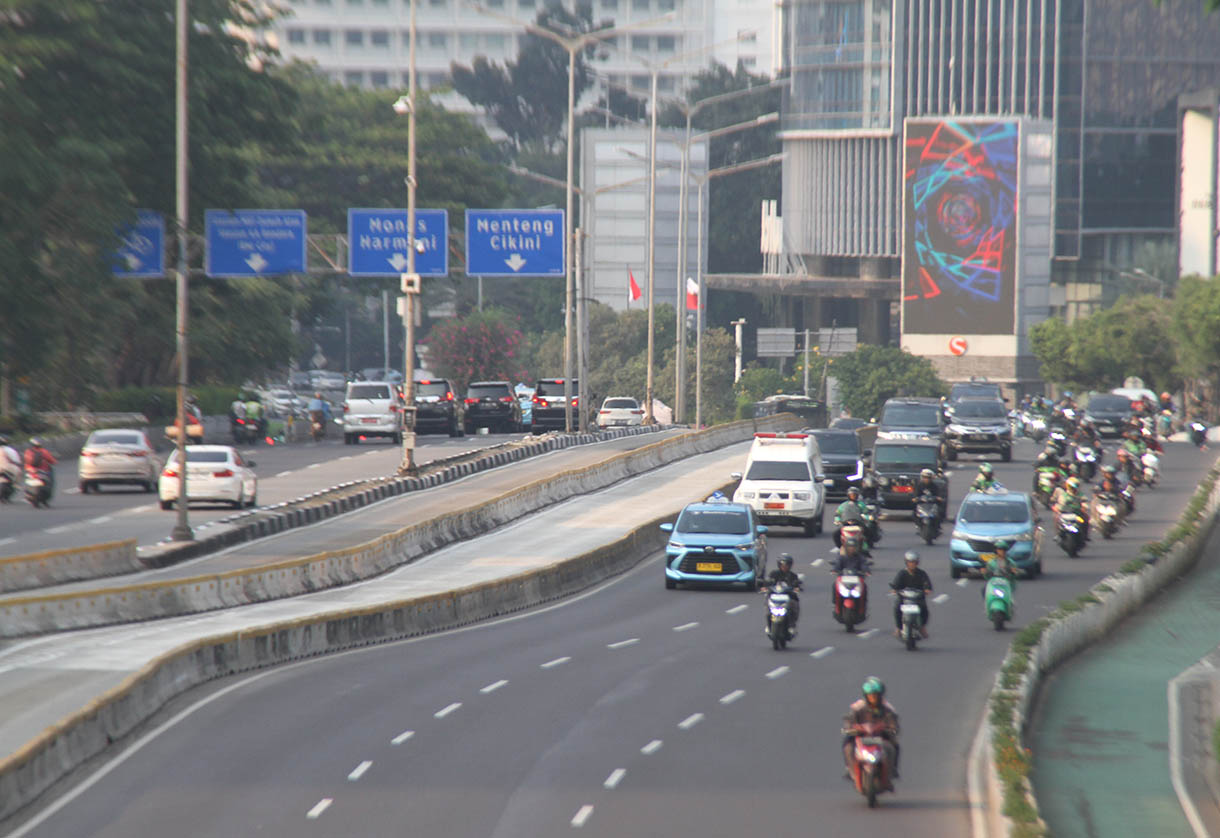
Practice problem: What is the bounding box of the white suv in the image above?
[343,381,404,445]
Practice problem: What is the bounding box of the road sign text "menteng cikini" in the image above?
[465,209,564,277]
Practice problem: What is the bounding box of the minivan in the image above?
[731,432,826,537]
[343,381,403,445]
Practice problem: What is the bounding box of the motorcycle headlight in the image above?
[793,492,811,501]
[862,751,878,763]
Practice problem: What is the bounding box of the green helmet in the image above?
[980,463,993,476]
[862,676,886,698]
[994,539,1011,552]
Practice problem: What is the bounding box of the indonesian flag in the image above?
[685,277,699,310]
[628,268,642,303]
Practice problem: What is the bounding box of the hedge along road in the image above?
[1031,480,1220,838]
[1,439,1212,837]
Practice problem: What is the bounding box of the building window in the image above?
[519,0,536,8]
[601,0,618,8]
[313,29,332,45]
[427,32,447,48]
[287,28,306,44]
[737,29,756,43]
[631,34,649,52]
[657,0,674,9]
[657,75,675,91]
[742,56,757,68]
[346,0,363,5]
[485,33,507,50]
[428,0,446,7]
[371,70,390,87]
[372,0,389,5]
[656,34,675,52]
[632,0,649,10]
[371,30,390,47]
[345,70,364,86]
[345,30,364,46]
[459,33,478,50]
[426,71,450,87]
[631,73,649,90]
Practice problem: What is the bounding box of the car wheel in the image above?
[393,432,403,446]
[1001,446,1012,462]
[144,481,155,494]
[79,482,89,494]
[950,564,962,580]
[946,446,958,461]
[232,489,244,509]
[1033,559,1043,578]
[803,516,818,538]
[160,499,173,510]
[449,421,463,438]
[665,577,677,590]
[246,493,258,508]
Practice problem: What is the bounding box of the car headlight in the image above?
[948,424,967,434]
[1012,532,1033,541]
[878,476,890,486]
[793,492,811,501]
[741,492,755,499]
[952,529,967,541]
[667,541,682,550]
[734,542,754,551]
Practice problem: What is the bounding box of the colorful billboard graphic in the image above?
[903,120,1018,335]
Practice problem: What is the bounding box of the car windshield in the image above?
[873,445,939,468]
[603,398,638,409]
[951,384,1000,400]
[168,450,229,464]
[467,385,509,399]
[1087,395,1130,412]
[536,380,574,397]
[952,401,1007,419]
[349,385,391,400]
[882,404,940,426]
[416,382,450,397]
[88,431,143,446]
[813,433,859,454]
[745,460,811,481]
[676,509,751,534]
[958,500,1030,523]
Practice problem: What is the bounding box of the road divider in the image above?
[0,540,140,594]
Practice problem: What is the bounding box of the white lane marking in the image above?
[797,572,806,581]
[0,537,15,547]
[811,558,824,567]
[348,760,373,781]
[121,504,155,515]
[604,769,627,789]
[673,622,699,632]
[480,679,508,694]
[719,689,746,705]
[307,799,333,819]
[607,638,639,649]
[88,516,113,525]
[933,593,950,604]
[307,463,322,469]
[727,605,748,614]
[541,656,571,669]
[956,578,970,588]
[678,713,705,730]
[391,730,415,745]
[858,628,879,639]
[571,805,595,828]
[43,526,70,535]
[434,702,462,719]
[811,646,835,659]
[339,456,353,461]
[276,470,293,478]
[641,739,663,755]
[766,666,790,679]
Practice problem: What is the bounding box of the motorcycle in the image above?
[844,720,896,808]
[1092,492,1122,539]
[0,470,15,503]
[1048,428,1070,458]
[914,492,941,544]
[1190,420,1208,448]
[230,416,259,444]
[832,570,869,632]
[895,588,925,651]
[1022,412,1048,442]
[763,581,797,650]
[1057,512,1085,557]
[861,502,882,546]
[1141,451,1160,488]
[834,516,874,550]
[983,570,1015,631]
[1120,482,1137,516]
[1073,445,1099,481]
[24,467,51,508]
[1033,467,1060,509]
[309,409,327,442]
[1157,410,1174,440]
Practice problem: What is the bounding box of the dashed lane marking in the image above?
[607,638,639,649]
[434,702,462,719]
[766,666,790,679]
[678,713,704,730]
[933,593,950,604]
[541,656,571,669]
[480,680,508,694]
[604,769,627,789]
[727,605,748,614]
[641,739,663,755]
[571,805,595,828]
[306,799,332,819]
[811,558,824,567]
[719,690,746,705]
[390,730,414,745]
[673,622,699,632]
[811,646,835,659]
[857,628,879,639]
[276,470,293,478]
[348,761,372,781]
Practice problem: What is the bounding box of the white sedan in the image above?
[158,445,258,510]
[596,396,645,428]
[78,429,159,494]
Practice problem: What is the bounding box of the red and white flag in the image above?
[628,268,642,303]
[685,277,699,311]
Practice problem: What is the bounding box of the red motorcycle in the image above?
[845,720,896,807]
[832,568,870,632]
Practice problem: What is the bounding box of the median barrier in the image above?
[0,540,141,594]
[0,415,798,637]
[976,461,1220,837]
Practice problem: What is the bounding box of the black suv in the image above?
[869,438,948,515]
[1083,393,1134,438]
[943,398,1013,461]
[531,378,580,433]
[413,378,464,437]
[810,429,864,501]
[877,397,947,455]
[464,380,523,434]
[948,379,1003,405]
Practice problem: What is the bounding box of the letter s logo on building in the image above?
[949,336,968,356]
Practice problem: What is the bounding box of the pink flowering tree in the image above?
[422,310,530,391]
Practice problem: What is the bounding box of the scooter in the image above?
[0,470,15,503]
[24,467,51,508]
[861,502,882,546]
[1074,445,1099,481]
[1093,492,1122,539]
[1141,451,1160,488]
[763,580,797,650]
[895,588,925,651]
[230,417,259,444]
[844,720,896,808]
[1033,468,1060,509]
[832,570,869,632]
[309,410,327,442]
[983,571,1014,631]
[1190,420,1208,448]
[1057,512,1085,557]
[1048,429,1070,457]
[914,492,941,544]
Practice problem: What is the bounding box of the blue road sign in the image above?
[465,209,564,277]
[205,210,307,277]
[112,210,165,278]
[348,209,448,277]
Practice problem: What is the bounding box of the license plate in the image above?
[764,502,784,509]
[970,434,990,441]
[901,603,921,614]
[979,552,997,562]
[695,562,722,572]
[361,418,378,424]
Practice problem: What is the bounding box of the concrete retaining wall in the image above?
[978,467,1220,836]
[0,416,798,637]
[0,540,141,594]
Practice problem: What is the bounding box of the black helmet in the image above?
[778,553,794,569]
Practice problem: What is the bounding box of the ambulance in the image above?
[731,432,827,537]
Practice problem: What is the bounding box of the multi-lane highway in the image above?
[2,439,1211,838]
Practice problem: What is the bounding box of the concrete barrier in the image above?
[975,465,1220,837]
[0,416,798,636]
[0,540,141,594]
[0,475,740,825]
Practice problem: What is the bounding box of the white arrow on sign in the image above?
[125,254,143,270]
[504,253,527,272]
[387,252,409,271]
[246,253,269,272]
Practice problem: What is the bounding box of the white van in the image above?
[731,432,827,537]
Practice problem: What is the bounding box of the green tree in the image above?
[828,345,946,420]
[1172,275,1220,405]
[1029,317,1083,388]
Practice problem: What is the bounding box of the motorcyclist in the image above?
[971,462,999,492]
[842,676,901,782]
[23,437,58,495]
[1033,443,1061,470]
[229,394,247,423]
[307,391,331,438]
[1072,419,1099,450]
[981,539,1019,597]
[1121,429,1147,458]
[1054,476,1090,540]
[915,468,944,508]
[244,394,266,440]
[763,553,802,632]
[1093,466,1126,525]
[830,535,871,616]
[0,434,21,498]
[834,486,871,546]
[890,550,933,638]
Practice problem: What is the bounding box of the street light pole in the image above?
[170,0,192,542]
[395,0,419,474]
[645,68,658,424]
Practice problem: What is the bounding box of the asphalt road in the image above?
[8,439,1210,838]
[0,430,553,558]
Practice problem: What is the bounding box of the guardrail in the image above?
[0,540,140,594]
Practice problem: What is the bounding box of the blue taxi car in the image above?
[949,490,1044,579]
[661,494,768,590]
